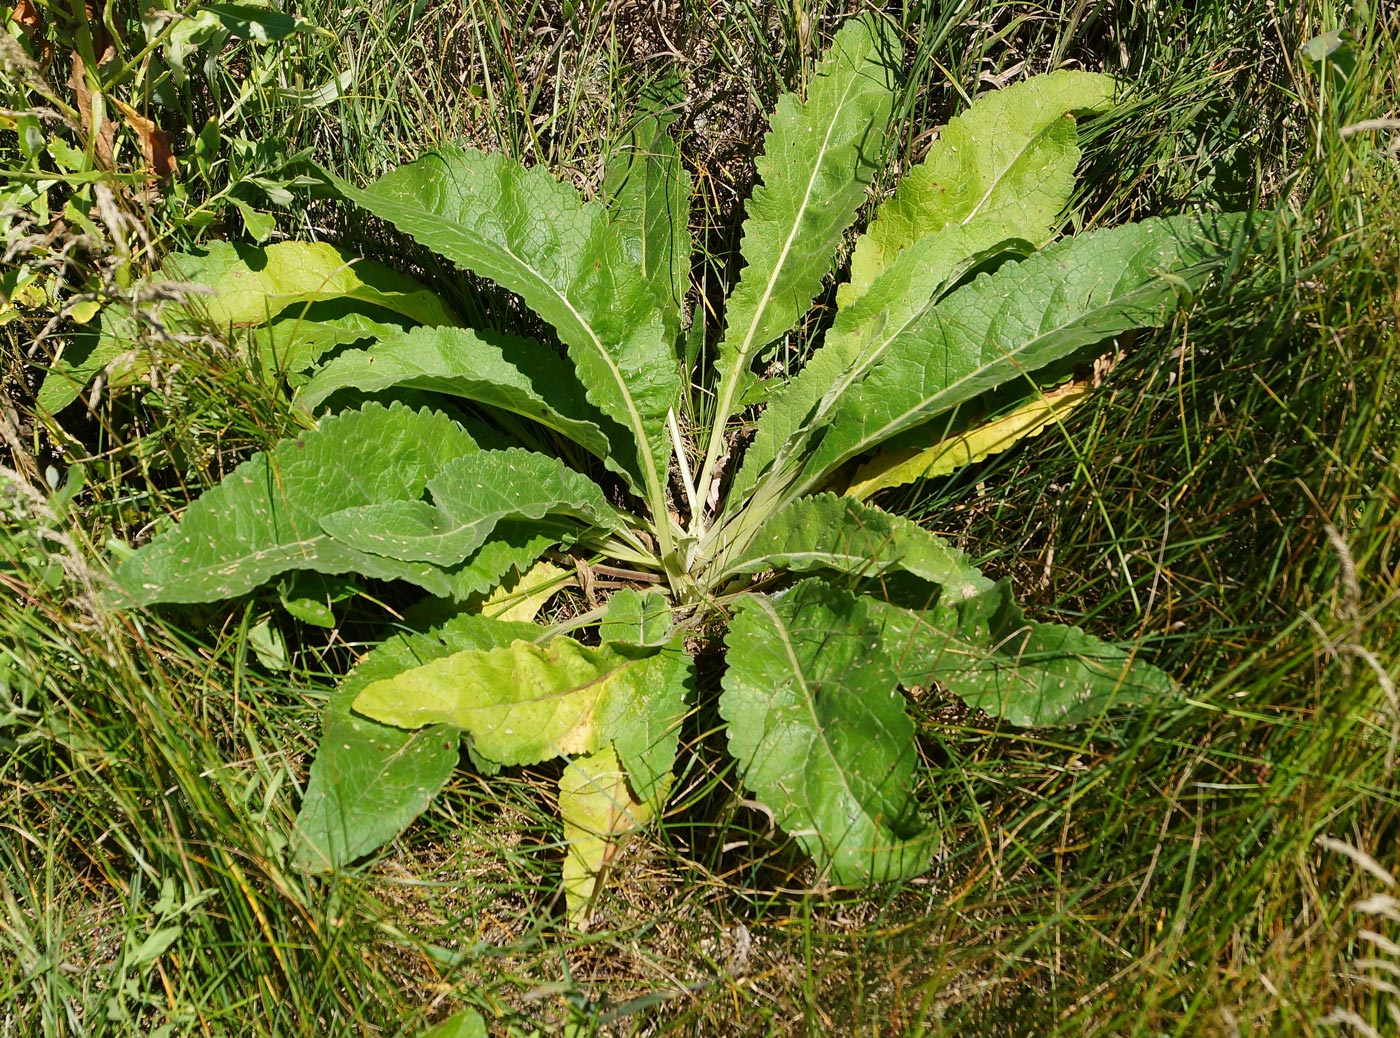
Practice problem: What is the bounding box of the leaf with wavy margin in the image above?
[113,403,480,605]
[721,579,937,884]
[353,636,689,805]
[793,213,1248,494]
[292,613,536,871]
[705,14,897,454]
[727,216,1029,506]
[323,147,679,501]
[716,492,992,600]
[318,447,624,566]
[842,70,1115,305]
[299,325,611,459]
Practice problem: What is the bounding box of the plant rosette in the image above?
[101,16,1253,923]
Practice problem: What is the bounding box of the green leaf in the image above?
[37,304,143,413]
[559,744,659,927]
[599,587,672,648]
[353,636,689,798]
[318,448,624,566]
[721,580,936,884]
[166,241,456,328]
[728,216,1031,506]
[324,147,680,501]
[604,77,691,348]
[420,1009,488,1038]
[707,14,898,444]
[843,70,1116,304]
[716,492,993,597]
[254,306,408,376]
[795,213,1249,492]
[113,403,480,605]
[874,582,1178,727]
[293,613,538,871]
[299,325,612,459]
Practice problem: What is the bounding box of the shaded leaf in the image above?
[604,76,691,347]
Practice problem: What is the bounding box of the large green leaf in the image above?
[703,15,898,468]
[298,325,612,459]
[726,216,1030,507]
[872,582,1177,727]
[353,635,689,803]
[165,240,458,328]
[843,70,1116,305]
[292,613,538,871]
[794,213,1248,494]
[113,403,480,605]
[714,492,993,597]
[721,580,936,884]
[604,78,691,349]
[318,448,625,567]
[325,148,680,504]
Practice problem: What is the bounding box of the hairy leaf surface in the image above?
[318,448,624,566]
[707,15,897,442]
[796,213,1247,491]
[721,580,936,884]
[293,613,537,871]
[326,148,679,498]
[843,70,1115,304]
[299,325,612,459]
[114,403,480,604]
[599,588,673,648]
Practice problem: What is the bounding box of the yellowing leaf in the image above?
[844,379,1092,500]
[558,744,661,927]
[482,560,573,622]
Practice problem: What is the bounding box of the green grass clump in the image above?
[3,0,1398,1035]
